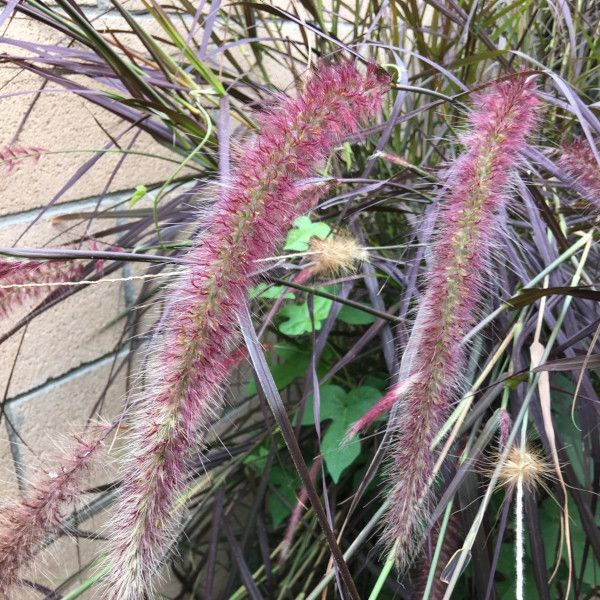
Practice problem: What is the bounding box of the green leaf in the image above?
[300,385,347,425]
[322,421,360,483]
[550,374,587,483]
[539,496,597,587]
[278,293,333,336]
[249,282,295,300]
[129,185,148,207]
[341,141,353,170]
[301,385,382,482]
[284,215,330,251]
[361,374,388,391]
[244,444,269,472]
[278,303,313,336]
[278,286,336,337]
[267,465,299,527]
[245,447,299,528]
[337,304,377,325]
[496,541,540,600]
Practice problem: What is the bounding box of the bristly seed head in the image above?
[102,60,389,600]
[309,233,367,277]
[496,445,552,493]
[558,138,600,210]
[382,75,539,567]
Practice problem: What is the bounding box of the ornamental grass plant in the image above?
[0,1,598,599]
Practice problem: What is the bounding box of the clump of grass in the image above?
[1,1,599,596]
[102,60,389,599]
[383,77,539,565]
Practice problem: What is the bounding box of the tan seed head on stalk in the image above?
[496,444,552,494]
[309,233,367,277]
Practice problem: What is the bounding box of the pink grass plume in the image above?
[558,138,600,210]
[0,146,46,173]
[344,374,421,442]
[383,76,539,565]
[102,60,389,599]
[0,425,111,596]
[0,258,85,319]
[499,408,512,447]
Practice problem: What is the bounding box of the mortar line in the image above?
[0,179,195,229]
[4,346,130,409]
[0,190,132,229]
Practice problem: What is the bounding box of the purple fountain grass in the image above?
[412,512,463,600]
[102,61,389,599]
[279,457,322,562]
[383,76,539,565]
[0,146,46,173]
[0,258,85,319]
[0,426,110,596]
[558,138,600,209]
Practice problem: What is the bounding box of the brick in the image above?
[7,359,125,469]
[0,212,128,398]
[0,360,123,596]
[0,355,185,596]
[0,18,192,217]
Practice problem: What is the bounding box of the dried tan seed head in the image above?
[497,445,552,493]
[309,233,367,276]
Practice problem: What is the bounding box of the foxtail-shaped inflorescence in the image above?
[383,76,538,565]
[0,428,109,596]
[0,259,85,319]
[558,138,600,210]
[102,61,389,599]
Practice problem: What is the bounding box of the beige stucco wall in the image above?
[0,6,176,597]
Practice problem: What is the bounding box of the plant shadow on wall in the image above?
[0,1,598,599]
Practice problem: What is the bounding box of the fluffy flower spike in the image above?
[0,426,110,596]
[497,444,552,494]
[0,259,84,319]
[383,76,539,565]
[309,233,367,276]
[558,138,600,210]
[292,231,366,287]
[102,61,389,599]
